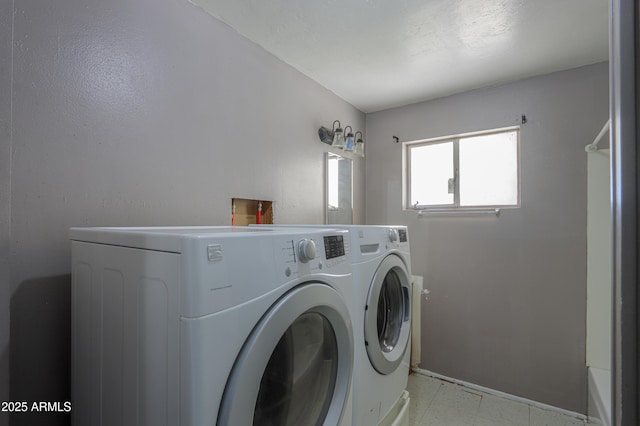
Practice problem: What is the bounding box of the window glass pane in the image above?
[459,131,518,206]
[410,142,454,206]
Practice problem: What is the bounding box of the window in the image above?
[403,127,519,210]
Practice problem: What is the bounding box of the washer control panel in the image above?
[323,235,345,259]
[323,234,349,269]
[276,231,350,277]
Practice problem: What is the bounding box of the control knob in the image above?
[388,228,399,243]
[297,238,317,263]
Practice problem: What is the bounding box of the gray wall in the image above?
[5,0,364,424]
[365,62,609,414]
[1,0,11,424]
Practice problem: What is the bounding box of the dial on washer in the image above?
[297,238,317,263]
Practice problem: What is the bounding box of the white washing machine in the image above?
[70,226,355,426]
[252,224,412,425]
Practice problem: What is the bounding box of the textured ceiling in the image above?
[190,0,609,113]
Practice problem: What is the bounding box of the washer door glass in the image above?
[377,269,405,353]
[254,312,338,425]
[218,282,353,426]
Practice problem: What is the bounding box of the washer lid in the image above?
[364,254,411,375]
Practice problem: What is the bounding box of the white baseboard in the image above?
[412,368,587,422]
[587,367,611,426]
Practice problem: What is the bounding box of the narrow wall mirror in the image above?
[325,152,353,224]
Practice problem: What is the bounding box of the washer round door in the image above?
[218,282,354,426]
[364,254,411,375]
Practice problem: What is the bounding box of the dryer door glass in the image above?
[364,255,411,375]
[254,312,338,426]
[378,269,405,352]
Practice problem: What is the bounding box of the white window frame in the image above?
[402,126,521,212]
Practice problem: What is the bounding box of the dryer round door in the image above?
[218,282,354,426]
[364,254,411,375]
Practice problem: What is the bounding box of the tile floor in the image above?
[407,373,590,426]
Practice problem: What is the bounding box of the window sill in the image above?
[416,208,501,217]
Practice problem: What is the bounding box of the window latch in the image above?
[447,178,455,194]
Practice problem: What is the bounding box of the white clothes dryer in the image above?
[70,226,354,426]
[352,225,412,426]
[252,224,412,426]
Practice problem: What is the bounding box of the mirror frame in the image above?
[325,152,353,225]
